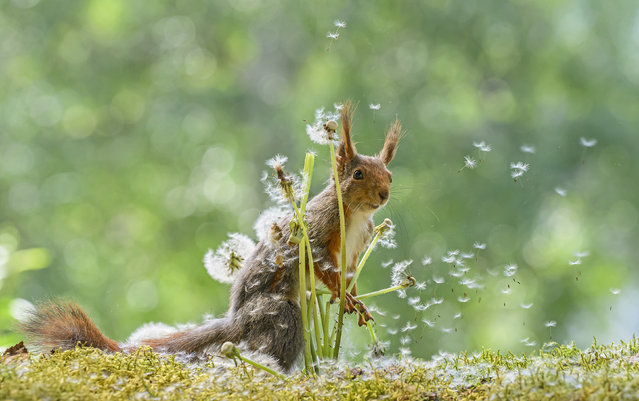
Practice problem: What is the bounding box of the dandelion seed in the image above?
[408,297,421,306]
[459,278,475,287]
[458,155,477,172]
[441,327,454,333]
[511,170,524,179]
[414,303,430,311]
[520,302,534,309]
[473,242,487,250]
[473,141,492,152]
[421,256,432,266]
[449,270,465,278]
[579,137,597,147]
[501,288,512,295]
[327,31,340,39]
[447,250,460,256]
[400,335,412,344]
[369,103,381,111]
[265,154,288,170]
[521,337,537,347]
[392,314,401,320]
[334,19,347,28]
[397,289,407,299]
[368,305,386,316]
[544,320,557,328]
[520,145,536,154]
[387,328,398,335]
[510,162,530,172]
[433,276,445,284]
[454,312,462,319]
[610,288,621,295]
[381,259,394,268]
[253,207,288,244]
[401,322,417,332]
[461,252,474,259]
[575,251,590,258]
[422,319,435,327]
[204,233,256,284]
[400,347,412,357]
[504,264,518,277]
[555,187,567,197]
[442,255,457,264]
[486,268,498,276]
[430,297,444,305]
[414,281,427,291]
[457,295,470,303]
[569,259,582,266]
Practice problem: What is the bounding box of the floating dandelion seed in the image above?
[610,288,621,295]
[520,302,534,309]
[569,259,582,266]
[422,319,435,327]
[473,242,487,250]
[521,337,537,347]
[400,336,411,345]
[544,321,557,328]
[457,295,470,303]
[448,250,460,256]
[387,328,398,335]
[555,187,567,197]
[510,162,530,172]
[430,297,444,305]
[204,233,256,284]
[441,327,454,334]
[520,144,536,154]
[442,255,457,264]
[421,256,432,266]
[414,281,426,290]
[414,303,430,311]
[401,322,417,332]
[334,19,347,28]
[392,314,401,320]
[381,259,394,268]
[504,264,518,277]
[454,312,462,319]
[407,297,421,306]
[511,170,524,179]
[461,252,474,259]
[473,141,492,152]
[449,270,464,278]
[579,137,597,147]
[369,103,381,111]
[501,288,512,295]
[400,347,412,357]
[458,156,477,172]
[575,251,590,258]
[433,276,445,284]
[327,32,340,39]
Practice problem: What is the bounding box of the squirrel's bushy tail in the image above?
[19,301,121,353]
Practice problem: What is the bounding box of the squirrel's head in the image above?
[334,101,402,214]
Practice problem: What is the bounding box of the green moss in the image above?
[2,339,639,400]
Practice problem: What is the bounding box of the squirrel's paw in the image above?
[345,292,374,326]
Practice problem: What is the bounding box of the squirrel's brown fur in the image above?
[20,103,401,371]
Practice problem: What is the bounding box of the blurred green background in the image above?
[2,0,639,360]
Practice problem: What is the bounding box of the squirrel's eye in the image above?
[353,170,364,180]
[390,177,393,183]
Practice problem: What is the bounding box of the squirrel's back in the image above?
[19,301,121,353]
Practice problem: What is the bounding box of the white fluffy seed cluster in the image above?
[203,233,256,284]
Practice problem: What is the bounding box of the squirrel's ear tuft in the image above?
[338,100,357,163]
[379,117,402,166]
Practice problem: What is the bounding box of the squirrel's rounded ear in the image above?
[379,118,402,166]
[339,101,357,161]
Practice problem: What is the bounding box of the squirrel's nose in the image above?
[379,190,389,203]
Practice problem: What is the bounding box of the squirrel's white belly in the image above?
[338,210,373,272]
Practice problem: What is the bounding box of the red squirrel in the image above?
[19,103,401,371]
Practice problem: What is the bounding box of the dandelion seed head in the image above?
[254,206,288,244]
[265,154,288,170]
[306,106,341,145]
[379,221,397,249]
[579,137,597,147]
[391,259,413,287]
[204,233,256,284]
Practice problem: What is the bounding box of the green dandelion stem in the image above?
[347,219,392,293]
[355,278,416,300]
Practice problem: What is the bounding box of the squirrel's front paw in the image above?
[345,293,374,326]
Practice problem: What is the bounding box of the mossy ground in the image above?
[2,338,639,400]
